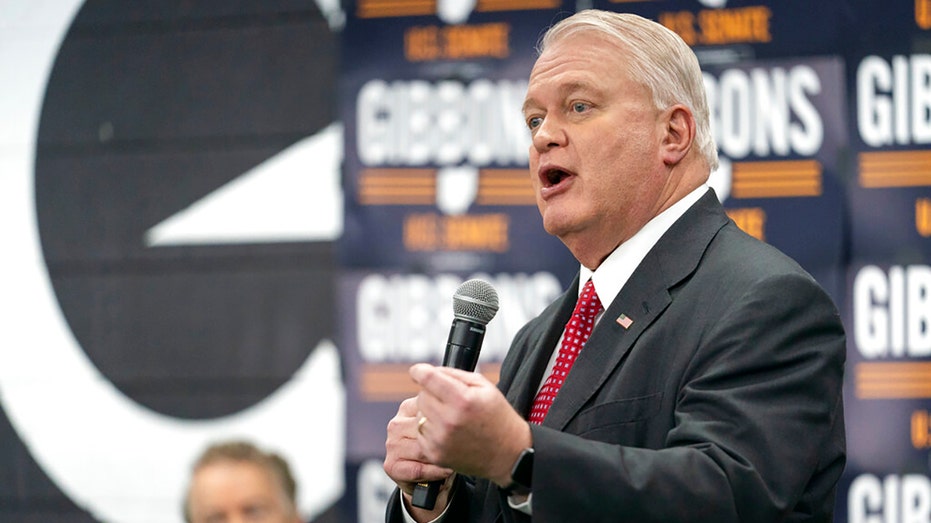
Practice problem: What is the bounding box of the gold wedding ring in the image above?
[417,416,427,434]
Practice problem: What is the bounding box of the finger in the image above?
[384,456,454,487]
[410,363,471,400]
[386,424,454,486]
[412,364,493,394]
[387,428,425,460]
[432,366,493,386]
[398,396,419,417]
[409,363,436,384]
[387,410,426,442]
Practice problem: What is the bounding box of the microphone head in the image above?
[453,279,499,325]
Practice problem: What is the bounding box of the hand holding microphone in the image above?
[411,279,499,509]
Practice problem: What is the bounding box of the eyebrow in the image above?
[521,98,538,116]
[522,80,601,115]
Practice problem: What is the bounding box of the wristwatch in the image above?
[503,447,534,496]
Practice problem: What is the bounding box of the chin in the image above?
[541,205,581,235]
[542,219,575,243]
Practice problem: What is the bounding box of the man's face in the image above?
[187,460,298,523]
[522,31,669,266]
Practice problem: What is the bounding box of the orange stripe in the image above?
[358,0,434,6]
[855,362,931,399]
[860,167,931,175]
[479,178,530,184]
[359,363,501,401]
[361,179,435,187]
[358,169,437,204]
[479,188,533,194]
[479,171,530,186]
[860,173,931,188]
[477,191,534,204]
[477,169,534,204]
[357,168,536,205]
[857,387,931,399]
[357,0,435,17]
[481,168,529,177]
[731,160,822,198]
[357,1,433,9]
[479,182,531,188]
[859,151,931,187]
[731,181,821,198]
[476,197,536,205]
[360,168,437,178]
[733,172,820,181]
[733,159,822,173]
[360,188,435,196]
[860,150,931,165]
[477,0,560,10]
[359,197,435,205]
[732,179,821,188]
[857,362,931,375]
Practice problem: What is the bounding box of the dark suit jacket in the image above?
[388,190,846,522]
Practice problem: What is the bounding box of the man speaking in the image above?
[383,10,846,523]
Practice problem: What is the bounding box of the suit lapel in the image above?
[504,277,580,418]
[542,271,671,430]
[542,190,730,431]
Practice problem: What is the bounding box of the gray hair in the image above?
[539,10,719,171]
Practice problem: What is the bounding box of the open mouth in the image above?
[542,168,571,187]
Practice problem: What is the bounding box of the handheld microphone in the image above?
[411,278,499,510]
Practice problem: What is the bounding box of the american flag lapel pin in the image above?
[616,313,633,329]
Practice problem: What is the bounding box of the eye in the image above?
[571,101,590,114]
[527,116,543,130]
[243,503,272,521]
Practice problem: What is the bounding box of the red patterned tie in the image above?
[528,279,603,425]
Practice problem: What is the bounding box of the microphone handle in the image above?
[411,318,486,510]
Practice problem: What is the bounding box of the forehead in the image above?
[190,460,280,499]
[525,31,633,102]
[188,461,289,521]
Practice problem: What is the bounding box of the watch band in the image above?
[503,447,534,495]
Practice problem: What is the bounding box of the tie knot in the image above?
[576,279,603,319]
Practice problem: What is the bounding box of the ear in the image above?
[660,104,695,166]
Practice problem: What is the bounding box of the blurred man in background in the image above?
[184,440,302,523]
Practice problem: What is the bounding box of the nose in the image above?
[531,115,566,152]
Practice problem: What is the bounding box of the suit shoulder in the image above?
[707,221,814,282]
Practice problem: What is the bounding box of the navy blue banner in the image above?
[339,0,577,276]
[704,56,848,299]
[591,0,846,61]
[838,4,931,521]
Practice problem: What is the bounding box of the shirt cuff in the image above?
[507,492,532,515]
[400,491,453,523]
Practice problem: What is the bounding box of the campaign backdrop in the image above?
[1,1,930,522]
